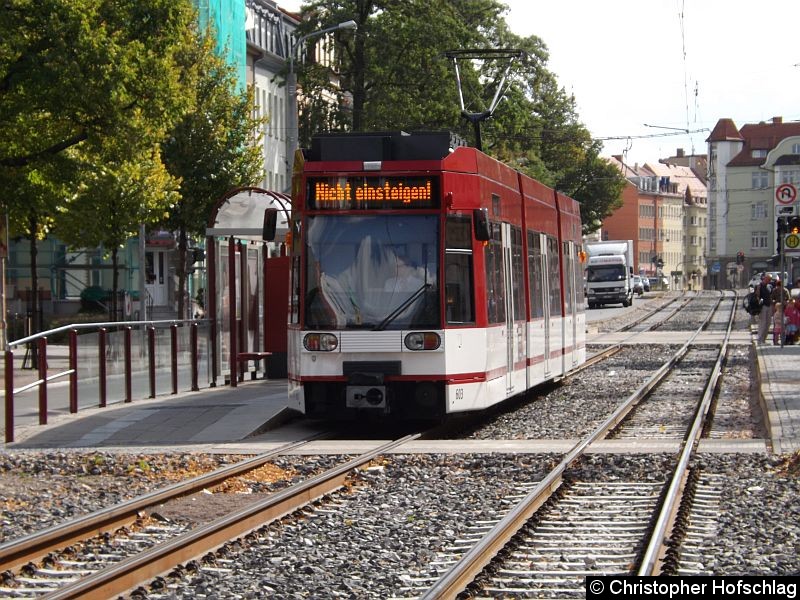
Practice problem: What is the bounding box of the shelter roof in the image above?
[206,187,291,242]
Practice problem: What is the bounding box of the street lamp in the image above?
[286,20,357,188]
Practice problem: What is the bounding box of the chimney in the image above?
[773,116,783,124]
[676,148,685,157]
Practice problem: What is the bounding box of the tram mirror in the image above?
[473,208,490,241]
[262,208,278,241]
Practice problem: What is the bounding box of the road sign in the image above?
[711,261,721,274]
[785,232,800,256]
[776,183,797,205]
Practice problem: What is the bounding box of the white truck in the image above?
[584,240,635,309]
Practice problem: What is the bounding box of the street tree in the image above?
[295,0,505,143]
[162,31,265,320]
[0,0,197,328]
[0,160,70,343]
[55,140,180,320]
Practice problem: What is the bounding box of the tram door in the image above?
[500,223,518,394]
[541,235,552,377]
[565,243,578,368]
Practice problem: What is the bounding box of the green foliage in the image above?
[56,143,179,253]
[1,1,264,321]
[0,0,197,172]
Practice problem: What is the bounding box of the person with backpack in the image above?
[757,273,774,343]
[745,286,762,318]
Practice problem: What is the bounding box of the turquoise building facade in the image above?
[195,0,247,91]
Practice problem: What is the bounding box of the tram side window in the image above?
[547,235,561,316]
[485,223,505,324]
[528,231,544,319]
[563,241,574,314]
[445,216,475,324]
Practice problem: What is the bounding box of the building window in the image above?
[792,143,800,154]
[751,231,768,249]
[781,170,800,184]
[752,149,767,159]
[752,171,769,189]
[751,202,767,220]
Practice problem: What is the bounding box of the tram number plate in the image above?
[455,388,464,400]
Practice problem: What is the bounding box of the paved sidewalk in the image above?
[6,378,297,450]
[755,343,800,453]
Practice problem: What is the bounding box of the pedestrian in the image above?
[771,277,790,306]
[785,298,800,344]
[773,302,784,345]
[756,273,774,343]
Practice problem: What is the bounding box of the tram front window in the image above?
[304,215,439,330]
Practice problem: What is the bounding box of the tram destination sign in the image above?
[307,176,440,210]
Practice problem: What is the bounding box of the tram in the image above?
[286,131,585,420]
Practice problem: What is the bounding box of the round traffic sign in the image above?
[786,232,800,250]
[776,183,797,204]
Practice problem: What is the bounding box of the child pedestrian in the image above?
[785,298,800,344]
[773,302,784,345]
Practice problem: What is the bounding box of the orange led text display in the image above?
[307,177,439,209]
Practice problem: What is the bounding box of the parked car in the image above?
[632,275,644,295]
[750,271,789,288]
[749,272,764,288]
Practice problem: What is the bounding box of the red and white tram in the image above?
[286,131,585,420]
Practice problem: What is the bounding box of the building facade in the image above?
[603,155,707,290]
[246,0,299,194]
[706,116,800,288]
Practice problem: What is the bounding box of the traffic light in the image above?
[777,216,788,249]
[790,216,800,234]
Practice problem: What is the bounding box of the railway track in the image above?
[412,291,737,598]
[0,291,765,598]
[0,434,421,598]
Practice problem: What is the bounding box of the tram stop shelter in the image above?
[206,187,291,386]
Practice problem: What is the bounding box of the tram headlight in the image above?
[404,332,441,351]
[303,333,339,351]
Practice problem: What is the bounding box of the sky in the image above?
[281,0,800,167]
[502,0,800,167]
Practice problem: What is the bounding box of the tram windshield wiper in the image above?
[373,283,431,331]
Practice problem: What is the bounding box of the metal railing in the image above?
[3,318,212,444]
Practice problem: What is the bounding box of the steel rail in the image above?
[420,291,728,599]
[43,433,421,600]
[617,291,689,332]
[0,436,321,572]
[637,291,737,575]
[562,292,686,381]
